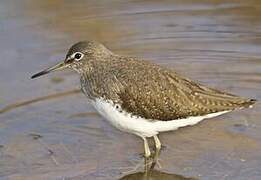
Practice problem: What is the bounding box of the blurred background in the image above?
[0,0,260,179]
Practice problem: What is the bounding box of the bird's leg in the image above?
[151,135,162,169]
[153,135,161,155]
[143,137,151,158]
[142,137,152,172]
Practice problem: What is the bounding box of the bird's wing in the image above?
[114,59,255,121]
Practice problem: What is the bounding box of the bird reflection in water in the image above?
[119,153,197,180]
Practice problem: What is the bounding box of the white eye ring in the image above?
[72,52,84,61]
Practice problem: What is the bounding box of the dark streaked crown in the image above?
[66,41,113,59]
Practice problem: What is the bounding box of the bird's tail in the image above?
[240,98,257,108]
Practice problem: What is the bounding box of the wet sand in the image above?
[0,0,261,179]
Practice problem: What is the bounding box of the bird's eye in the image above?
[73,52,84,61]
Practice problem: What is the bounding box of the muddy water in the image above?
[0,0,261,179]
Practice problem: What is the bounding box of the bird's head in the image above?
[31,41,112,79]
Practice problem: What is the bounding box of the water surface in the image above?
[0,0,261,179]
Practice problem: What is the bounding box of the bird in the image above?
[31,41,256,159]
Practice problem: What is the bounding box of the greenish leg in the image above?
[151,135,162,169]
[143,137,151,158]
[153,135,161,153]
[142,137,152,172]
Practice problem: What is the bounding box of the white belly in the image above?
[91,98,229,138]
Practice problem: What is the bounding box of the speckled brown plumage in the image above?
[68,41,256,121]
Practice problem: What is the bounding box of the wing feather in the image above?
[115,59,255,121]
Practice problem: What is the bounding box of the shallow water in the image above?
[0,0,261,179]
